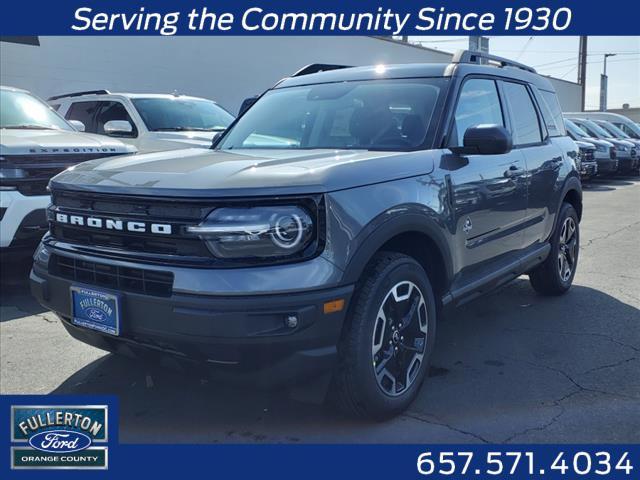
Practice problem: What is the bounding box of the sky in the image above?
[409,36,640,110]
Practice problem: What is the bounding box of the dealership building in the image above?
[0,36,582,114]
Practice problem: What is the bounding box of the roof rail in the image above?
[291,63,352,77]
[47,90,110,101]
[451,50,537,74]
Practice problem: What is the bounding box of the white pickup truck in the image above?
[0,85,136,260]
[50,91,234,153]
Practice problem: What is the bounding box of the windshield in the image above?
[565,119,590,139]
[0,89,73,130]
[597,121,630,139]
[575,119,613,139]
[218,78,446,151]
[132,97,234,132]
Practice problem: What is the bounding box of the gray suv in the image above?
[31,51,582,419]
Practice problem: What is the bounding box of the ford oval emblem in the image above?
[86,307,107,322]
[28,429,92,453]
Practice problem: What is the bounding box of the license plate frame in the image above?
[70,286,121,336]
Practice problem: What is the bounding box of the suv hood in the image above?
[50,147,436,197]
[147,130,218,149]
[0,129,136,155]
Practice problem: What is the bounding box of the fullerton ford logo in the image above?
[28,430,92,453]
[54,212,172,235]
[11,404,109,470]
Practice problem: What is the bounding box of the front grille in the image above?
[50,254,173,297]
[631,148,637,158]
[50,190,214,264]
[610,147,617,159]
[1,153,123,196]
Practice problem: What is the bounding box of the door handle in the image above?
[504,165,524,177]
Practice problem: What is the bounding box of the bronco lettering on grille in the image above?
[55,213,172,235]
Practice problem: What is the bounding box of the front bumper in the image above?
[0,190,49,253]
[30,247,354,387]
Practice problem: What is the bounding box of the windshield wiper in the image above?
[152,127,226,132]
[1,125,58,130]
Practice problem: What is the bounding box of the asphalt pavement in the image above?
[1,177,639,443]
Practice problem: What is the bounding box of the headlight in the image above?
[188,205,315,260]
[595,144,607,153]
[618,145,629,152]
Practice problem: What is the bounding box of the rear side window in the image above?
[502,82,543,146]
[539,90,566,137]
[448,78,504,147]
[65,101,99,132]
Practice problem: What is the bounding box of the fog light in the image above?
[285,314,298,329]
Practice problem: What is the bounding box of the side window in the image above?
[449,79,504,147]
[65,101,100,133]
[95,101,137,137]
[502,82,543,146]
[539,90,566,137]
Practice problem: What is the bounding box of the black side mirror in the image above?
[451,125,513,155]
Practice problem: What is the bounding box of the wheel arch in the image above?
[342,212,453,302]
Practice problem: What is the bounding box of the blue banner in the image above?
[1,0,639,35]
[1,395,639,479]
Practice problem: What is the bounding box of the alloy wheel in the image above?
[371,281,428,397]
[558,217,578,282]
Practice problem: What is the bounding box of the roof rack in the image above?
[451,50,536,74]
[47,90,110,101]
[291,63,352,77]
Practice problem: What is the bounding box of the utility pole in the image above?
[577,36,588,111]
[600,53,617,111]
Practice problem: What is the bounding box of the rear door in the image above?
[501,82,564,245]
[446,77,528,275]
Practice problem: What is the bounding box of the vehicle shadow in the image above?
[49,280,640,443]
[584,176,638,192]
[0,259,48,322]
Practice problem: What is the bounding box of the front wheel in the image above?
[529,202,580,295]
[329,252,437,419]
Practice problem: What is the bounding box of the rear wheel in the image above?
[329,252,437,419]
[529,202,580,295]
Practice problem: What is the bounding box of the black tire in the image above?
[329,252,437,420]
[529,202,580,296]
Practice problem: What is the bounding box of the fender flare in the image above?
[341,210,454,287]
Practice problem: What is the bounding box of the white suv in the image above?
[0,86,136,259]
[51,91,235,153]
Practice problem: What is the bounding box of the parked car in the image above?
[591,120,640,174]
[0,86,136,260]
[574,140,598,181]
[31,52,583,419]
[566,111,640,140]
[51,91,234,153]
[567,117,637,174]
[564,119,618,175]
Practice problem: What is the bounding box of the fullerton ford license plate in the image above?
[70,286,121,336]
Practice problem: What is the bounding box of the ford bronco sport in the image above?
[30,51,582,419]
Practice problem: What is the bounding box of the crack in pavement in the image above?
[502,389,582,444]
[580,357,637,376]
[402,411,490,444]
[580,220,640,249]
[501,355,637,402]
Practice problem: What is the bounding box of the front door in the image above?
[445,78,528,276]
